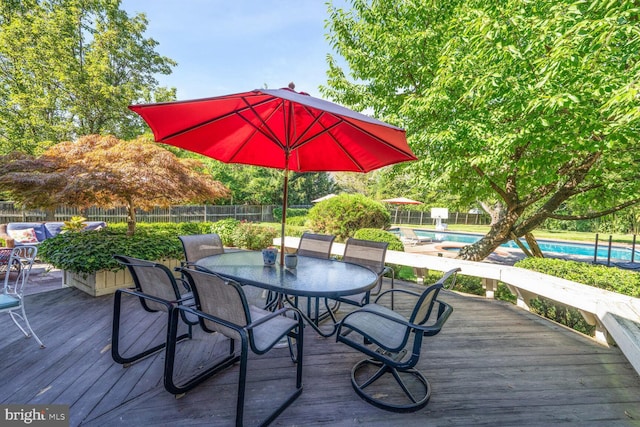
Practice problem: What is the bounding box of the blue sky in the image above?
[120,0,347,100]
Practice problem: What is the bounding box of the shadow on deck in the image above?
[2,279,639,426]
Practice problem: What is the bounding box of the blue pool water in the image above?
[408,229,640,262]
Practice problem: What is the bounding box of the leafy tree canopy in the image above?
[0,135,229,234]
[0,0,176,154]
[325,0,640,260]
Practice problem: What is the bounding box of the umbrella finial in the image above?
[288,82,295,90]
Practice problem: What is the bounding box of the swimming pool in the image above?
[404,229,640,262]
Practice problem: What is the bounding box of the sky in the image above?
[119,0,347,100]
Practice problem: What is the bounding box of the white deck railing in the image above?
[275,236,640,376]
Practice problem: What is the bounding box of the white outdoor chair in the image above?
[0,245,44,348]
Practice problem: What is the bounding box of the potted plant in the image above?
[38,224,186,296]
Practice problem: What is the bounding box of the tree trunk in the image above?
[126,201,136,236]
[524,232,544,257]
[45,208,56,221]
[458,204,520,261]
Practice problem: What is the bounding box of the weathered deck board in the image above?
[1,280,639,426]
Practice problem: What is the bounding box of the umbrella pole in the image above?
[280,168,289,266]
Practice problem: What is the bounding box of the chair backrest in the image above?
[3,245,37,296]
[410,268,459,326]
[296,233,335,259]
[343,238,388,274]
[181,268,249,341]
[178,233,224,263]
[113,255,182,312]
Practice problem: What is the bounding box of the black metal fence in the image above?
[0,201,490,226]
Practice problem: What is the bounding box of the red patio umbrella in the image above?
[381,197,423,223]
[129,85,417,265]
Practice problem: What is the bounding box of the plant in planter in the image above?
[39,226,185,296]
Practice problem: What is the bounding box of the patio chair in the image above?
[294,232,337,323]
[0,245,44,348]
[178,233,224,268]
[112,255,197,367]
[336,268,459,412]
[333,238,393,308]
[399,228,432,246]
[167,268,304,426]
[296,232,336,258]
[179,233,267,307]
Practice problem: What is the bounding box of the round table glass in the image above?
[195,251,378,299]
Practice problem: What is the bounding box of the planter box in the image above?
[63,258,182,297]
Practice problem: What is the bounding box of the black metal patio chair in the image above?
[178,233,224,268]
[293,232,337,324]
[166,267,304,426]
[112,255,197,367]
[336,268,459,412]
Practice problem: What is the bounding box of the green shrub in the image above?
[286,216,308,226]
[210,218,241,246]
[308,194,390,241]
[514,257,640,297]
[514,257,640,335]
[38,227,184,274]
[353,228,404,251]
[273,207,308,222]
[231,222,278,250]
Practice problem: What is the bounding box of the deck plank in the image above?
[1,280,639,426]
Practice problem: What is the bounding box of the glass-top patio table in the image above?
[195,251,379,337]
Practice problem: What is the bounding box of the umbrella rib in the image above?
[157,95,278,142]
[223,101,288,164]
[292,105,416,171]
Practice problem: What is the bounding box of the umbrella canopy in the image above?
[130,85,417,264]
[381,197,423,205]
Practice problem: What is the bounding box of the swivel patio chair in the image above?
[336,268,459,412]
[167,267,304,426]
[0,245,44,348]
[112,255,197,367]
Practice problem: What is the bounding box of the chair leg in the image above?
[9,306,45,348]
[163,307,239,396]
[350,358,431,413]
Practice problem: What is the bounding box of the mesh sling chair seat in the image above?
[0,245,44,348]
[167,268,304,427]
[179,233,267,308]
[336,268,460,412]
[112,255,198,367]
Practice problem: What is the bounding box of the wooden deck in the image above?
[2,279,640,426]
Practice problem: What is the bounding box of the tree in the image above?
[0,135,229,235]
[325,0,640,260]
[0,0,176,154]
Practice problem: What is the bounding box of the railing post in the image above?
[482,278,498,299]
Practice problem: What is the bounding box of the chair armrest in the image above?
[115,288,177,308]
[245,306,303,330]
[374,288,421,304]
[419,300,453,337]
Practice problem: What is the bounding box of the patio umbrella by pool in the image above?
[129,84,417,265]
[381,197,423,224]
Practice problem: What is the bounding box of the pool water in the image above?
[405,229,640,262]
